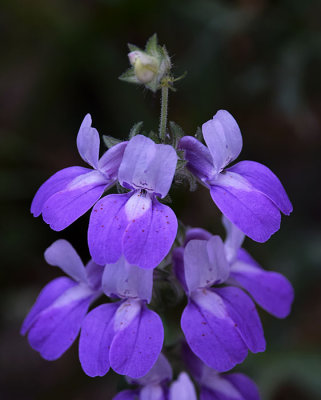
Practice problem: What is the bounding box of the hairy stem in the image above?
[159,82,169,142]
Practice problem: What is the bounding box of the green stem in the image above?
[159,83,169,142]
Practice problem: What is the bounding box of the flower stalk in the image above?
[159,78,169,142]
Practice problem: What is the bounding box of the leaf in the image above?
[129,121,144,139]
[103,135,121,149]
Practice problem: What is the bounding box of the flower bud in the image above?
[120,34,172,92]
[128,51,158,84]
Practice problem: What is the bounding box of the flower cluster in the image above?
[23,36,294,399]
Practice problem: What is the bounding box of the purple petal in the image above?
[110,300,164,378]
[215,287,265,353]
[123,198,177,269]
[169,372,197,400]
[79,302,119,377]
[211,172,281,242]
[200,374,260,400]
[202,110,243,173]
[42,170,108,231]
[184,236,229,293]
[228,160,292,215]
[178,136,215,181]
[172,247,187,292]
[181,290,248,372]
[21,277,75,335]
[140,385,167,400]
[88,193,130,265]
[134,353,172,386]
[85,260,104,291]
[31,166,90,217]
[27,283,94,360]
[118,135,177,198]
[181,341,204,383]
[222,216,245,263]
[77,114,100,169]
[102,256,153,302]
[184,227,212,246]
[112,390,138,400]
[89,193,177,269]
[225,373,260,400]
[98,141,128,177]
[44,240,86,283]
[230,257,294,318]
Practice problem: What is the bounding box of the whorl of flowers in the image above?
[22,34,293,399]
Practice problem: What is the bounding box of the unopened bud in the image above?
[128,51,158,84]
[120,34,172,92]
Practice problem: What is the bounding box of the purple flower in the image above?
[113,354,197,400]
[31,114,127,231]
[179,110,292,242]
[21,240,103,360]
[183,343,261,400]
[173,221,294,372]
[79,255,164,378]
[173,233,266,372]
[222,216,294,319]
[88,134,178,269]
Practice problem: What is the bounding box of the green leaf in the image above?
[129,121,144,139]
[145,33,158,54]
[103,135,121,149]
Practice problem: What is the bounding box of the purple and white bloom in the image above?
[173,232,266,372]
[88,134,178,269]
[79,256,164,378]
[222,216,294,319]
[113,353,197,400]
[183,343,261,400]
[31,114,127,231]
[179,110,292,242]
[113,353,172,400]
[21,240,103,360]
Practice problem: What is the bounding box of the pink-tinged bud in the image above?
[128,51,159,84]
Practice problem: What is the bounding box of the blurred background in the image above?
[1,0,321,399]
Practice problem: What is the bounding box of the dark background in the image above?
[1,0,321,399]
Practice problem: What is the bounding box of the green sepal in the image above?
[169,121,185,147]
[127,43,141,52]
[103,135,121,149]
[145,33,158,54]
[161,194,172,204]
[116,182,128,194]
[118,68,138,84]
[195,126,203,141]
[176,159,187,171]
[148,130,161,143]
[129,121,144,139]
